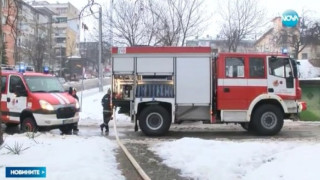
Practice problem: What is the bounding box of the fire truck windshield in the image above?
[269,57,296,78]
[24,76,65,93]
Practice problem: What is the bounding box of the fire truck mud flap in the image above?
[252,104,284,135]
[138,105,171,136]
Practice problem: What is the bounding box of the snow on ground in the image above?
[151,138,320,180]
[0,86,127,180]
[77,85,131,127]
[0,133,124,180]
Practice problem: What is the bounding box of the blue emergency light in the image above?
[282,48,288,55]
[43,66,49,74]
[18,64,26,73]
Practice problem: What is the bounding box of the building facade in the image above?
[15,0,54,71]
[30,1,80,72]
[186,38,255,53]
[1,0,17,65]
[255,17,320,60]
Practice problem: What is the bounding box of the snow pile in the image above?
[297,59,320,79]
[151,138,320,180]
[0,133,125,180]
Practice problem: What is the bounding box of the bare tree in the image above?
[218,0,265,52]
[145,0,207,46]
[168,0,206,46]
[110,0,146,46]
[23,37,47,72]
[98,0,207,46]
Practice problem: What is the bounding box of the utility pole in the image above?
[98,6,103,92]
[79,1,103,91]
[109,0,113,47]
[60,45,62,77]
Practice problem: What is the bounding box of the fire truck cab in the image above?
[1,68,80,133]
[111,47,306,136]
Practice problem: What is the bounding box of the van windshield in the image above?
[24,76,65,93]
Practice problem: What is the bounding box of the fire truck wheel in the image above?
[21,117,38,132]
[240,123,255,132]
[139,105,171,136]
[252,104,284,135]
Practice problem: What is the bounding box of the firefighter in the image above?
[69,87,79,134]
[100,88,112,133]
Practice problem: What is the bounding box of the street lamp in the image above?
[79,2,103,92]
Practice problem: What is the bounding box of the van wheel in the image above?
[59,124,74,134]
[21,117,38,132]
[139,105,171,136]
[252,104,283,135]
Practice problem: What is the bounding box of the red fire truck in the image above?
[111,47,306,136]
[1,67,80,133]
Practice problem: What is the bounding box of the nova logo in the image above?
[282,10,299,27]
[283,15,298,21]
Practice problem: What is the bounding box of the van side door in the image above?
[7,75,28,122]
[0,75,9,122]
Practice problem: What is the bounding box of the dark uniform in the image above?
[69,87,79,133]
[100,92,112,132]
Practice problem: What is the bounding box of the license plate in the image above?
[63,119,73,124]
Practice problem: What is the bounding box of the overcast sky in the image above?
[42,0,320,40]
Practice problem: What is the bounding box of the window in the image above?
[269,57,291,78]
[2,33,5,42]
[9,76,25,93]
[55,28,65,35]
[2,15,6,24]
[301,53,308,59]
[56,37,66,43]
[25,76,64,92]
[56,17,67,23]
[225,57,245,78]
[249,58,265,78]
[2,0,7,8]
[1,76,7,93]
[56,8,67,15]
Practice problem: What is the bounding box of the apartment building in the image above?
[30,1,80,73]
[15,0,54,71]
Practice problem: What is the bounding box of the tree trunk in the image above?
[0,0,4,146]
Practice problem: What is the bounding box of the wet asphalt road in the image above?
[2,121,320,180]
[111,121,320,180]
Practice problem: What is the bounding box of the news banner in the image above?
[5,167,46,178]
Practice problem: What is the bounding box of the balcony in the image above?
[54,33,67,38]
